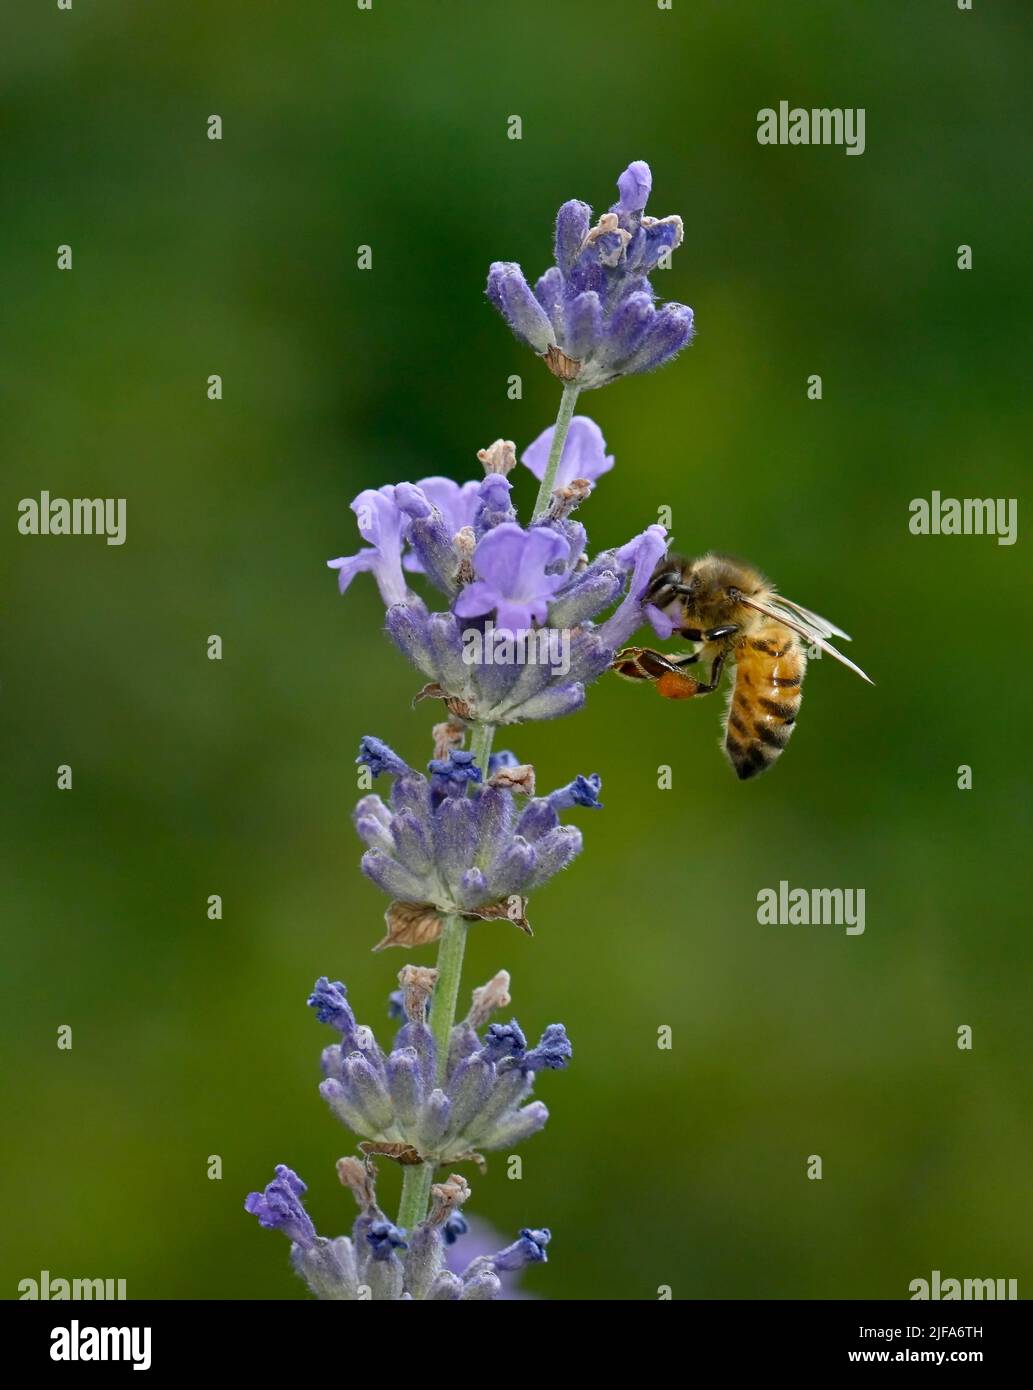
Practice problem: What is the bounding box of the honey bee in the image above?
[612,552,872,779]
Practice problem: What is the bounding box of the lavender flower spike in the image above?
[247,1161,539,1300]
[487,161,694,390]
[258,158,701,1307]
[353,738,598,943]
[316,969,571,1163]
[329,432,673,725]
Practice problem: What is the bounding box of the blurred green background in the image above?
[3,1,1031,1300]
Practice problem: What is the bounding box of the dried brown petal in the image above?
[357,1141,424,1167]
[373,901,444,951]
[462,897,532,936]
[487,763,536,797]
[476,439,517,476]
[444,695,474,721]
[580,211,619,248]
[336,1155,378,1209]
[447,1150,488,1175]
[543,344,582,382]
[432,720,465,762]
[412,684,475,721]
[429,1174,471,1224]
[454,526,476,586]
[412,682,446,707]
[548,477,592,521]
[466,969,512,1029]
[398,963,438,1021]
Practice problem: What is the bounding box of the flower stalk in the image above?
[397,1158,433,1235]
[531,384,581,521]
[247,159,695,1300]
[398,719,496,1228]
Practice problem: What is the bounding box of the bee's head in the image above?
[679,553,767,633]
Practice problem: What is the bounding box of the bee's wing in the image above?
[767,593,852,641]
[739,596,875,685]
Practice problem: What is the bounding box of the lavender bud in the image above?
[385,1047,425,1129]
[341,1053,396,1134]
[244,1165,316,1249]
[360,848,428,901]
[459,1269,503,1300]
[291,1236,359,1300]
[616,159,652,213]
[486,262,554,353]
[478,1100,550,1149]
[356,736,410,779]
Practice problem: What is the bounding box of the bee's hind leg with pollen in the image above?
[671,648,727,696]
[612,646,704,699]
[650,644,734,700]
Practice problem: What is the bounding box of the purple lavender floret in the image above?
[522,416,614,491]
[244,1165,317,1249]
[327,486,409,606]
[367,1221,408,1257]
[486,1227,551,1272]
[315,963,571,1163]
[357,736,410,780]
[354,737,597,925]
[245,1163,543,1301]
[548,773,604,811]
[400,477,481,577]
[487,161,694,390]
[307,978,357,1034]
[444,1213,543,1298]
[454,522,570,632]
[427,749,482,799]
[597,522,677,648]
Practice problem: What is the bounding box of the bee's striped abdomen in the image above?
[723,623,806,779]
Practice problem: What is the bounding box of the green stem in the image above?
[468,721,496,790]
[428,912,469,1087]
[531,383,581,521]
[395,722,496,1230]
[397,1161,433,1234]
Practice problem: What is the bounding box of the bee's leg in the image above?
[695,649,728,692]
[644,569,693,609]
[658,649,728,699]
[611,646,698,682]
[655,670,706,699]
